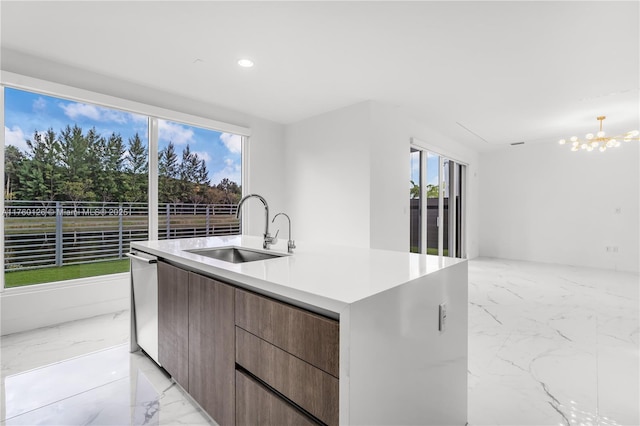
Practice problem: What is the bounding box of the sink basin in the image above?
[186,247,285,263]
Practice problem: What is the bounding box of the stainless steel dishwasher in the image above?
[127,251,160,365]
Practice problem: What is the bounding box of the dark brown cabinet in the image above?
[157,261,235,425]
[236,327,338,425]
[235,289,339,378]
[158,261,189,389]
[158,262,340,426]
[189,272,235,426]
[235,289,339,426]
[236,370,318,426]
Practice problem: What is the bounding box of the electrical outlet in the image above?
[615,207,622,214]
[613,246,619,253]
[439,303,447,332]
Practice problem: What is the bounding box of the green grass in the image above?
[411,247,450,256]
[5,259,130,288]
[427,248,449,256]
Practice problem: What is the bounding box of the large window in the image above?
[3,88,149,288]
[409,145,466,258]
[157,119,242,239]
[3,87,244,288]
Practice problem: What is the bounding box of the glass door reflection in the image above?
[426,152,440,255]
[409,147,466,259]
[409,149,422,253]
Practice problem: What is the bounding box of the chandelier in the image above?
[558,116,639,152]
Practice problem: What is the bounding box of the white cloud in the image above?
[61,103,101,121]
[193,151,212,163]
[32,97,47,112]
[158,120,194,145]
[210,158,242,185]
[4,126,29,152]
[102,109,131,124]
[59,102,132,124]
[131,114,148,124]
[220,133,242,154]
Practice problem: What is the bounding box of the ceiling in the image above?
[1,1,639,152]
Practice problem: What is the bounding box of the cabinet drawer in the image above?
[235,289,339,377]
[236,327,339,426]
[236,370,318,426]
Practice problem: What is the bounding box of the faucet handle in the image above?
[271,229,279,245]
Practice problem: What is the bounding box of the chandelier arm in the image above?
[559,115,638,151]
[611,134,640,140]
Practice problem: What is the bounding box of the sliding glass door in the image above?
[409,146,466,258]
[426,152,441,255]
[410,149,422,253]
[442,158,466,258]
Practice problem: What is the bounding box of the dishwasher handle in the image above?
[126,252,158,264]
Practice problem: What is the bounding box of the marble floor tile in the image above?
[1,312,215,426]
[4,344,132,419]
[1,258,637,425]
[1,344,215,426]
[1,310,130,378]
[468,258,639,426]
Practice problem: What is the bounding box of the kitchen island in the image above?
[130,236,467,425]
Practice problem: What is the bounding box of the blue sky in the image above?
[410,150,440,190]
[4,87,242,185]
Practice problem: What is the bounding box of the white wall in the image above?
[284,102,372,247]
[283,101,481,257]
[479,142,640,272]
[242,119,286,237]
[369,103,480,257]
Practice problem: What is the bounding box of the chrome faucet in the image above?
[236,194,275,249]
[272,212,296,253]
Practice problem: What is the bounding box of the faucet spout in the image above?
[236,194,274,249]
[272,212,296,253]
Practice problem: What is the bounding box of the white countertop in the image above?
[131,236,466,316]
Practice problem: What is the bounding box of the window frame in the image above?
[410,138,468,258]
[1,72,250,292]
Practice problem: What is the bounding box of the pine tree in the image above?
[196,158,210,186]
[85,127,104,202]
[96,132,127,201]
[59,125,96,202]
[60,125,90,181]
[179,144,198,183]
[125,133,148,202]
[18,129,62,201]
[158,141,180,203]
[178,145,200,202]
[126,133,148,174]
[4,145,24,199]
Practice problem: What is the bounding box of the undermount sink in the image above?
[186,247,285,263]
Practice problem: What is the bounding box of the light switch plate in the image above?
[439,303,447,332]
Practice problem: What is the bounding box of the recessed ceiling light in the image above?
[238,59,254,68]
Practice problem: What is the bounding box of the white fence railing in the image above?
[4,200,239,271]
